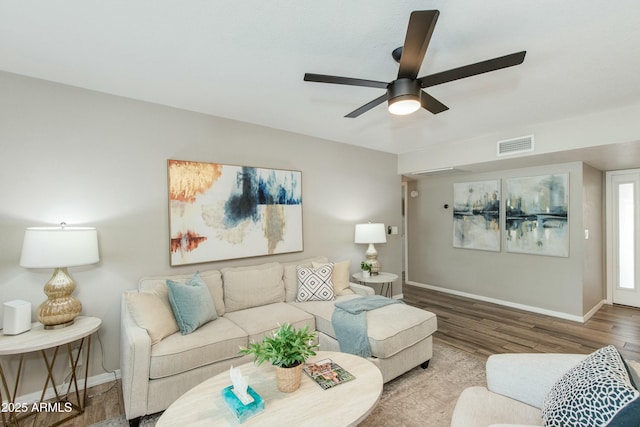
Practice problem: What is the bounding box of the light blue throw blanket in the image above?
[331,295,404,358]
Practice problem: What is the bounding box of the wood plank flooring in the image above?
[403,284,640,362]
[15,284,640,426]
[2,379,124,427]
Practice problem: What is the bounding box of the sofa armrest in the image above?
[486,353,587,409]
[120,292,152,420]
[349,281,375,296]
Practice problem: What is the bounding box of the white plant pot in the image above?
[362,270,370,278]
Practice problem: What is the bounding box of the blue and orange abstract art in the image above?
[168,160,303,266]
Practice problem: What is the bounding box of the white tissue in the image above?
[230,366,254,405]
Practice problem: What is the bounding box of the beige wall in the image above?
[582,163,605,313]
[0,71,402,396]
[406,161,604,320]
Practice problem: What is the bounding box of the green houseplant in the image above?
[360,261,372,277]
[240,323,318,392]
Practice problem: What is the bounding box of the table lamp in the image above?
[354,223,386,275]
[19,223,99,329]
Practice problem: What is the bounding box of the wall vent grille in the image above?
[497,135,534,156]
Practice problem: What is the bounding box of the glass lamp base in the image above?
[38,267,82,329]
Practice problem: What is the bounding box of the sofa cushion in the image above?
[125,286,178,345]
[282,256,329,302]
[149,317,248,379]
[296,263,335,302]
[312,260,355,296]
[166,272,217,335]
[223,302,315,343]
[292,297,436,359]
[222,262,285,313]
[451,386,543,427]
[139,268,225,316]
[542,345,640,427]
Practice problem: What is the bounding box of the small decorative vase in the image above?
[275,363,303,393]
[362,270,370,278]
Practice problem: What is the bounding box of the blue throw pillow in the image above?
[542,345,640,427]
[166,272,217,335]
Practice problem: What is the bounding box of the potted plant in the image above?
[360,261,371,278]
[240,323,318,392]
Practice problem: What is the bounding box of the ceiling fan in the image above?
[304,10,526,118]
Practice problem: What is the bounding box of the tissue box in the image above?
[3,300,31,335]
[222,385,264,423]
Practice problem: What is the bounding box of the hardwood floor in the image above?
[4,379,124,427]
[403,284,640,362]
[18,284,640,426]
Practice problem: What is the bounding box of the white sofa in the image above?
[120,256,437,424]
[451,350,640,427]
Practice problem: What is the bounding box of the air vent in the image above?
[497,135,534,156]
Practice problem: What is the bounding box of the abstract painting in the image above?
[168,160,303,266]
[453,180,500,251]
[504,174,569,257]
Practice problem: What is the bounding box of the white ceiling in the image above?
[2,1,640,162]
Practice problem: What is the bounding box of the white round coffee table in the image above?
[156,351,383,426]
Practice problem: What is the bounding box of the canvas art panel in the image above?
[453,180,501,251]
[504,174,569,257]
[168,160,303,266]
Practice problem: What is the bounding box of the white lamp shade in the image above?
[20,227,99,268]
[354,223,387,244]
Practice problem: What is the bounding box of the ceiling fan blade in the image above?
[304,73,388,89]
[418,51,526,88]
[345,93,389,118]
[398,10,440,80]
[421,90,449,114]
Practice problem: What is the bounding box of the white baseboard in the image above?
[406,281,604,323]
[11,369,121,405]
[583,299,606,322]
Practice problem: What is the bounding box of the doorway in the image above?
[607,169,640,307]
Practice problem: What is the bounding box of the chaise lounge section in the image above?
[120,256,437,423]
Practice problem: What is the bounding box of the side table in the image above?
[0,316,101,427]
[352,272,399,298]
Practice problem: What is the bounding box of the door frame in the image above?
[605,168,640,304]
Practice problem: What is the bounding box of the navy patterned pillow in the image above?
[295,263,335,302]
[542,345,640,427]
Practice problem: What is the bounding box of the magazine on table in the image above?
[303,358,356,390]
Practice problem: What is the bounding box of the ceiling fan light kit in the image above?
[304,10,526,118]
[387,79,421,115]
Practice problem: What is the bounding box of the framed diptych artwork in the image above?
[168,160,303,266]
